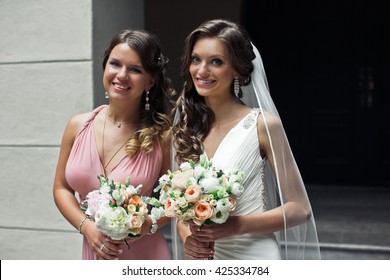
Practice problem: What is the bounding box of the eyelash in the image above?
[190,56,223,66]
[191,56,200,63]
[212,59,223,66]
[110,61,120,67]
[109,61,142,73]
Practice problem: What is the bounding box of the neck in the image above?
[106,103,140,124]
[205,96,243,124]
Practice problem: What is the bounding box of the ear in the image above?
[146,77,155,91]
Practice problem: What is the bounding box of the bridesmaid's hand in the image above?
[98,238,124,260]
[82,220,123,260]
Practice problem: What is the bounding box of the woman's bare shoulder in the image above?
[64,111,92,137]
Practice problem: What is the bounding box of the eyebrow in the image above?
[191,52,227,59]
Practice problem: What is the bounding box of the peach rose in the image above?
[128,195,143,207]
[194,201,213,223]
[127,204,137,214]
[228,195,237,211]
[184,185,201,203]
[130,215,143,229]
[164,198,177,217]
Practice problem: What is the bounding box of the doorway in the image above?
[244,0,390,184]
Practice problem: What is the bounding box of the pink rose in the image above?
[184,185,201,203]
[85,191,111,218]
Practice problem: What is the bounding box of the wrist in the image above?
[232,215,245,235]
[78,215,91,234]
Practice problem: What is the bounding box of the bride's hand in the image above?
[189,217,240,242]
[183,234,214,260]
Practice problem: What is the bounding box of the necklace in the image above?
[106,113,134,128]
[102,110,133,175]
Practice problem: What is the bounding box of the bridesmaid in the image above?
[53,29,175,260]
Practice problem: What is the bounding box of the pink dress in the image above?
[65,105,171,260]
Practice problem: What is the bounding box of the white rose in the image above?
[194,166,206,179]
[200,177,222,193]
[231,182,244,197]
[179,162,192,171]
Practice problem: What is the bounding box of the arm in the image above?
[178,220,214,260]
[52,114,122,259]
[188,112,311,243]
[139,134,173,235]
[53,114,88,233]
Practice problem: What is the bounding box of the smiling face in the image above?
[189,37,237,99]
[103,43,154,103]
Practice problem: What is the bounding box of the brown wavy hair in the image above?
[173,19,256,164]
[103,29,176,157]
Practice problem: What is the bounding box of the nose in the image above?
[198,63,210,77]
[117,66,129,80]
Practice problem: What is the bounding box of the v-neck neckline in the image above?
[91,105,128,177]
[203,110,254,160]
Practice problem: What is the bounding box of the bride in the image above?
[171,19,321,260]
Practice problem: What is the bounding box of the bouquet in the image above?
[81,175,149,241]
[150,154,245,226]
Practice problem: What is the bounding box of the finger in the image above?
[185,237,214,257]
[185,248,213,260]
[99,242,122,259]
[108,239,126,245]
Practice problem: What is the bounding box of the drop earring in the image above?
[234,77,240,97]
[105,92,109,99]
[145,90,150,110]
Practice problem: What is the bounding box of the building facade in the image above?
[0,0,242,259]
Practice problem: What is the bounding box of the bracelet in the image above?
[148,215,158,235]
[78,215,90,234]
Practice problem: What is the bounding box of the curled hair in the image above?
[173,19,255,163]
[103,29,175,157]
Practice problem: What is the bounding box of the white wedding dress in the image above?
[206,109,282,260]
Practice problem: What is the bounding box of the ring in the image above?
[100,243,105,251]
